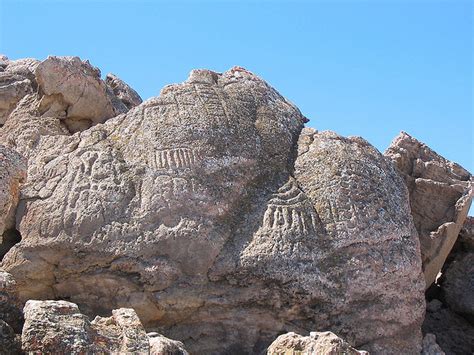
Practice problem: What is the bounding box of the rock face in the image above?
[385,132,473,288]
[291,129,425,353]
[0,59,426,354]
[266,331,368,355]
[0,145,26,236]
[22,300,149,354]
[0,145,26,259]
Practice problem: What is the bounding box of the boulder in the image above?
[35,56,128,132]
[291,129,425,353]
[106,73,143,109]
[266,331,368,355]
[21,300,149,354]
[1,65,425,354]
[148,332,189,355]
[385,132,473,288]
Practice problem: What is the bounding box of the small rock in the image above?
[267,331,368,355]
[421,333,445,355]
[21,300,149,354]
[148,332,189,355]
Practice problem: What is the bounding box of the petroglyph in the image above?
[262,178,320,234]
[194,84,229,125]
[148,147,201,171]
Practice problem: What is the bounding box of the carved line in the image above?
[149,148,200,170]
[263,205,318,234]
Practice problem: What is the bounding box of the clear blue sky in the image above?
[1,1,472,175]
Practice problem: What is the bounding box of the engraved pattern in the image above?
[262,179,319,234]
[148,147,201,171]
[194,84,229,125]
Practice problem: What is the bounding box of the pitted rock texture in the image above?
[385,132,473,288]
[266,331,368,355]
[290,129,425,353]
[22,300,149,354]
[0,145,26,256]
[1,60,425,354]
[148,332,189,355]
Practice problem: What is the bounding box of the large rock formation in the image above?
[0,57,426,354]
[266,331,368,354]
[22,300,150,354]
[385,132,473,288]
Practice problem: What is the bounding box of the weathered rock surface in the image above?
[0,146,26,259]
[22,300,149,354]
[421,333,445,355]
[266,331,368,355]
[1,60,426,354]
[290,129,425,353]
[385,132,473,288]
[423,299,474,355]
[148,332,189,355]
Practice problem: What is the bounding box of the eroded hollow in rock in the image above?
[0,229,21,260]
